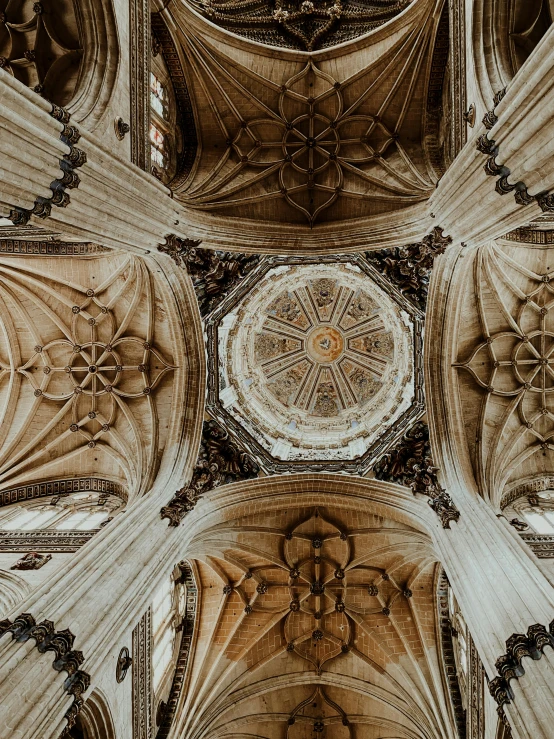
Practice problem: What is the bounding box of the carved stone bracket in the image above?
[365,227,451,311]
[0,613,90,736]
[489,622,554,726]
[8,105,87,227]
[477,90,553,212]
[373,421,460,528]
[160,419,260,526]
[158,235,260,317]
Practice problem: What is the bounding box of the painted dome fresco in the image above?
[207,257,423,472]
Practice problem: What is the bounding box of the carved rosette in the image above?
[158,235,260,317]
[373,420,460,528]
[365,227,451,310]
[161,420,260,526]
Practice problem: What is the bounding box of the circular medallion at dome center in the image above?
[307,326,344,364]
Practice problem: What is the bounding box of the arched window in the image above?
[504,490,554,534]
[0,491,124,531]
[149,39,180,183]
[152,568,186,697]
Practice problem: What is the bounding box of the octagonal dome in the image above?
[206,257,423,472]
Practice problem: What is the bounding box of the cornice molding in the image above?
[0,478,127,509]
[0,240,109,255]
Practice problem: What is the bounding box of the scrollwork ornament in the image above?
[161,420,260,526]
[116,646,132,683]
[373,420,460,528]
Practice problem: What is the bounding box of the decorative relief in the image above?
[489,622,554,724]
[206,255,423,473]
[503,229,554,245]
[10,551,52,570]
[0,478,126,509]
[132,608,153,739]
[519,534,554,558]
[0,613,90,736]
[187,0,411,50]
[157,235,260,317]
[155,562,198,739]
[8,105,86,227]
[116,647,133,683]
[129,0,150,170]
[0,531,96,553]
[365,227,452,310]
[373,421,460,528]
[0,241,109,255]
[285,686,352,737]
[160,420,260,526]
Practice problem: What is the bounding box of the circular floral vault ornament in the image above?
[209,259,420,469]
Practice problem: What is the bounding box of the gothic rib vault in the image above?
[3,2,554,739]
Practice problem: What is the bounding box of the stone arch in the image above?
[70,688,116,739]
[0,569,31,618]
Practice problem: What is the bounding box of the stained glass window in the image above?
[150,123,166,169]
[150,72,167,119]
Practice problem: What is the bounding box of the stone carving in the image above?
[10,552,52,570]
[129,0,150,170]
[373,421,460,528]
[0,531,96,553]
[509,518,529,532]
[158,235,260,316]
[0,478,126,511]
[190,0,411,50]
[156,563,198,739]
[286,686,351,735]
[0,613,90,736]
[161,420,260,526]
[132,609,152,739]
[254,334,300,362]
[114,117,130,140]
[0,240,109,255]
[8,104,86,227]
[365,227,451,310]
[489,622,554,724]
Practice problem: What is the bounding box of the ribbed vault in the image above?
[173,478,455,739]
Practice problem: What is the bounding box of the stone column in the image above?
[0,487,198,739]
[430,27,554,246]
[431,477,554,739]
[0,74,190,253]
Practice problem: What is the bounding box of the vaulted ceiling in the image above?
[164,0,446,250]
[177,494,455,739]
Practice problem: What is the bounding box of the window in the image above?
[448,586,468,706]
[150,72,167,120]
[504,490,554,534]
[150,123,166,170]
[0,492,124,531]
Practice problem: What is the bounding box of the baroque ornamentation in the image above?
[10,552,52,570]
[365,227,451,310]
[0,613,90,736]
[160,420,260,526]
[156,562,198,739]
[373,421,460,528]
[158,235,260,317]
[188,0,411,51]
[129,0,150,169]
[489,622,554,723]
[0,531,96,552]
[0,478,126,509]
